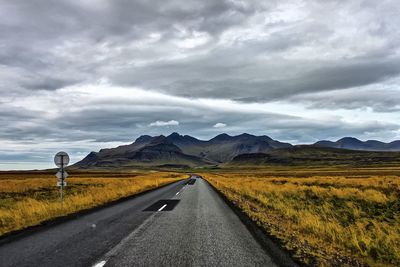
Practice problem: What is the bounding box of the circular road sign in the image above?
[54,151,70,168]
[55,171,69,179]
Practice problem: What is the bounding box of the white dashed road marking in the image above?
[158,204,167,211]
[93,260,107,267]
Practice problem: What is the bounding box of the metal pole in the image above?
[60,155,64,208]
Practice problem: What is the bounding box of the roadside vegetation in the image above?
[203,169,400,267]
[0,171,185,236]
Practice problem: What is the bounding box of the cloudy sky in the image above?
[1,0,399,169]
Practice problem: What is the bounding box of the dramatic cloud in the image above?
[0,0,399,169]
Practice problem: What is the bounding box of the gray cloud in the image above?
[289,84,400,112]
[2,0,400,98]
[1,87,397,143]
[0,0,400,169]
[112,56,400,101]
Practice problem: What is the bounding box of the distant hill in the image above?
[72,132,292,169]
[229,145,400,167]
[73,136,212,169]
[72,133,400,169]
[314,137,400,151]
[167,132,292,163]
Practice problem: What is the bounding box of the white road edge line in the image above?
[92,260,107,267]
[176,192,180,195]
[158,204,167,211]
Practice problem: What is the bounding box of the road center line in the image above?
[158,204,167,211]
[92,260,107,267]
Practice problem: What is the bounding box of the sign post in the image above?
[54,152,70,207]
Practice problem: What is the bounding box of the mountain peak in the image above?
[210,133,232,142]
[313,137,400,151]
[135,135,153,144]
[235,133,255,139]
[166,132,201,144]
[337,137,362,142]
[168,132,181,138]
[336,137,364,146]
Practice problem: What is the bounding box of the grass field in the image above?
[0,171,185,236]
[1,167,399,266]
[203,168,400,267]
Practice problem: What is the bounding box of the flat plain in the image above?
[202,166,400,267]
[1,166,399,267]
[0,171,185,236]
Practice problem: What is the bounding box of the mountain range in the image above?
[72,133,400,169]
[314,137,400,151]
[229,145,400,167]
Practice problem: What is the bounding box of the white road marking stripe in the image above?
[93,260,107,267]
[176,192,179,195]
[158,204,167,211]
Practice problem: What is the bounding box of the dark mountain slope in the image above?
[230,145,400,166]
[73,136,211,169]
[73,132,292,168]
[314,137,400,151]
[166,132,292,163]
[73,133,400,169]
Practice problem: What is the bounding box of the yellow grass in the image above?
[0,171,185,235]
[204,171,400,267]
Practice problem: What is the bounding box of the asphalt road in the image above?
[0,176,284,267]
